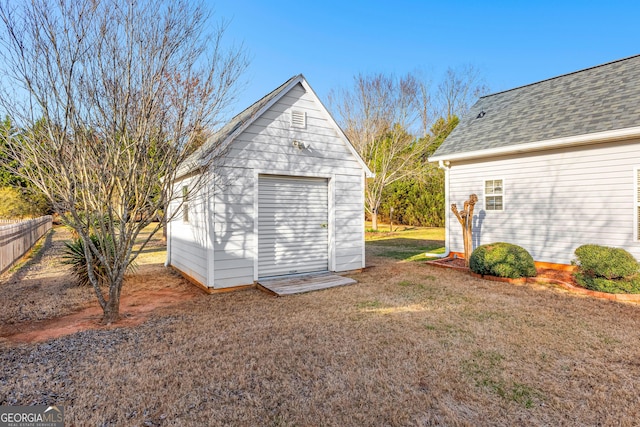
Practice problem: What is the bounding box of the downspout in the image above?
[425,160,451,259]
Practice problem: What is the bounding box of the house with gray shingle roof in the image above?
[430,55,640,265]
[166,74,372,291]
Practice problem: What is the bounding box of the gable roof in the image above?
[431,54,640,162]
[177,74,373,178]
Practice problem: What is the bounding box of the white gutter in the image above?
[429,126,640,163]
[425,160,451,259]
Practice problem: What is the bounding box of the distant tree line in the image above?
[0,117,51,219]
[329,66,488,229]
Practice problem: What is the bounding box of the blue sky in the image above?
[211,0,639,115]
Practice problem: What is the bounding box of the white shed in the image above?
[430,55,640,266]
[166,75,372,291]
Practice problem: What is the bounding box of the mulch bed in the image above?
[427,257,640,304]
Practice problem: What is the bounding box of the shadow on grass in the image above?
[367,238,444,261]
[136,245,166,255]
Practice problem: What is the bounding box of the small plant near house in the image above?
[469,242,537,279]
[572,244,640,294]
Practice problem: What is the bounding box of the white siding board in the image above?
[214,276,254,288]
[224,148,361,166]
[448,139,640,264]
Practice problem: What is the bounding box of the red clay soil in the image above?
[2,286,200,344]
[0,258,204,344]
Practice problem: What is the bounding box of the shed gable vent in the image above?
[290,110,306,128]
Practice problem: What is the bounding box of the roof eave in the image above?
[297,79,374,178]
[429,125,640,163]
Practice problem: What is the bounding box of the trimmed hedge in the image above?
[573,244,639,279]
[469,242,537,279]
[572,244,640,294]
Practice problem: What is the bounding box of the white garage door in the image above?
[258,175,329,278]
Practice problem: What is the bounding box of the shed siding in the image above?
[210,82,365,288]
[447,138,640,264]
[168,177,209,285]
[211,166,255,288]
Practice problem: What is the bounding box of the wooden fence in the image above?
[0,216,53,274]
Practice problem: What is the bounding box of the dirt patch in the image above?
[0,226,203,343]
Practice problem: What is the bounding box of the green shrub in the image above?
[572,245,640,294]
[573,273,640,294]
[572,244,639,279]
[469,242,537,279]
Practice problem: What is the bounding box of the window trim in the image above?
[484,178,505,212]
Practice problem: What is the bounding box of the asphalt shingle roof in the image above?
[432,55,640,159]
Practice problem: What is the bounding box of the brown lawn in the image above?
[1,226,640,426]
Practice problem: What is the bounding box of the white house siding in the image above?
[168,176,209,285]
[209,83,365,288]
[447,138,640,264]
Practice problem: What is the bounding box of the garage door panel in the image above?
[258,175,329,278]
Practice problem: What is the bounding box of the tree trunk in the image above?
[451,194,478,268]
[102,297,120,324]
[102,276,123,324]
[371,210,378,231]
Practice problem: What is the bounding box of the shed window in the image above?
[182,186,189,223]
[290,110,306,128]
[485,179,504,211]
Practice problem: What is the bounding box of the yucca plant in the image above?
[62,234,113,287]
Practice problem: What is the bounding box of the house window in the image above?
[485,179,504,211]
[182,186,189,223]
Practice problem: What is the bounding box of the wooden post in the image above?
[451,194,478,267]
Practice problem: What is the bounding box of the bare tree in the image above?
[415,72,434,139]
[437,64,490,120]
[329,72,427,230]
[0,0,248,322]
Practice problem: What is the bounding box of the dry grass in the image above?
[0,227,96,326]
[2,227,640,425]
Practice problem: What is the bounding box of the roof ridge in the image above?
[223,73,302,126]
[482,54,640,98]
